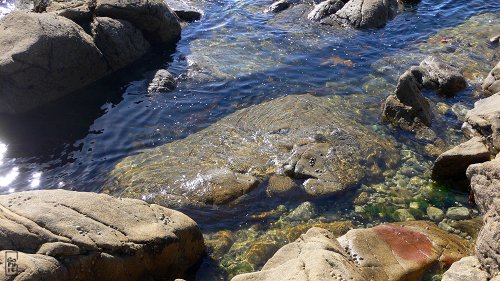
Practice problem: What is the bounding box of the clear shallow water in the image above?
[0,0,499,278]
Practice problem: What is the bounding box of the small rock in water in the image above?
[266,175,297,197]
[284,201,317,222]
[489,34,500,44]
[148,69,177,93]
[446,207,471,220]
[267,0,290,13]
[427,206,445,222]
[395,209,415,221]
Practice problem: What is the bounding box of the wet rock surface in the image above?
[232,221,472,281]
[0,189,205,281]
[107,94,399,207]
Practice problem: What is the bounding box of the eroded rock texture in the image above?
[0,190,204,281]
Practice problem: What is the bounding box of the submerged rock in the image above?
[148,69,177,93]
[266,175,298,196]
[0,11,107,114]
[427,206,444,222]
[431,137,490,180]
[482,61,500,96]
[232,221,472,281]
[0,190,205,281]
[324,0,399,28]
[107,94,399,207]
[283,201,317,222]
[446,207,471,221]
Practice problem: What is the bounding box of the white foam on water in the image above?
[0,0,15,18]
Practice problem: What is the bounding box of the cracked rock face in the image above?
[106,94,399,207]
[231,221,472,281]
[0,189,204,281]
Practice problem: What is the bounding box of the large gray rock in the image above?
[0,189,204,281]
[464,93,500,154]
[232,221,472,281]
[95,0,181,44]
[325,0,399,28]
[0,11,108,114]
[431,136,491,180]
[382,69,432,130]
[106,94,399,207]
[419,56,467,96]
[442,256,488,281]
[482,61,500,96]
[92,17,150,71]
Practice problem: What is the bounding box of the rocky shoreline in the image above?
[0,0,499,280]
